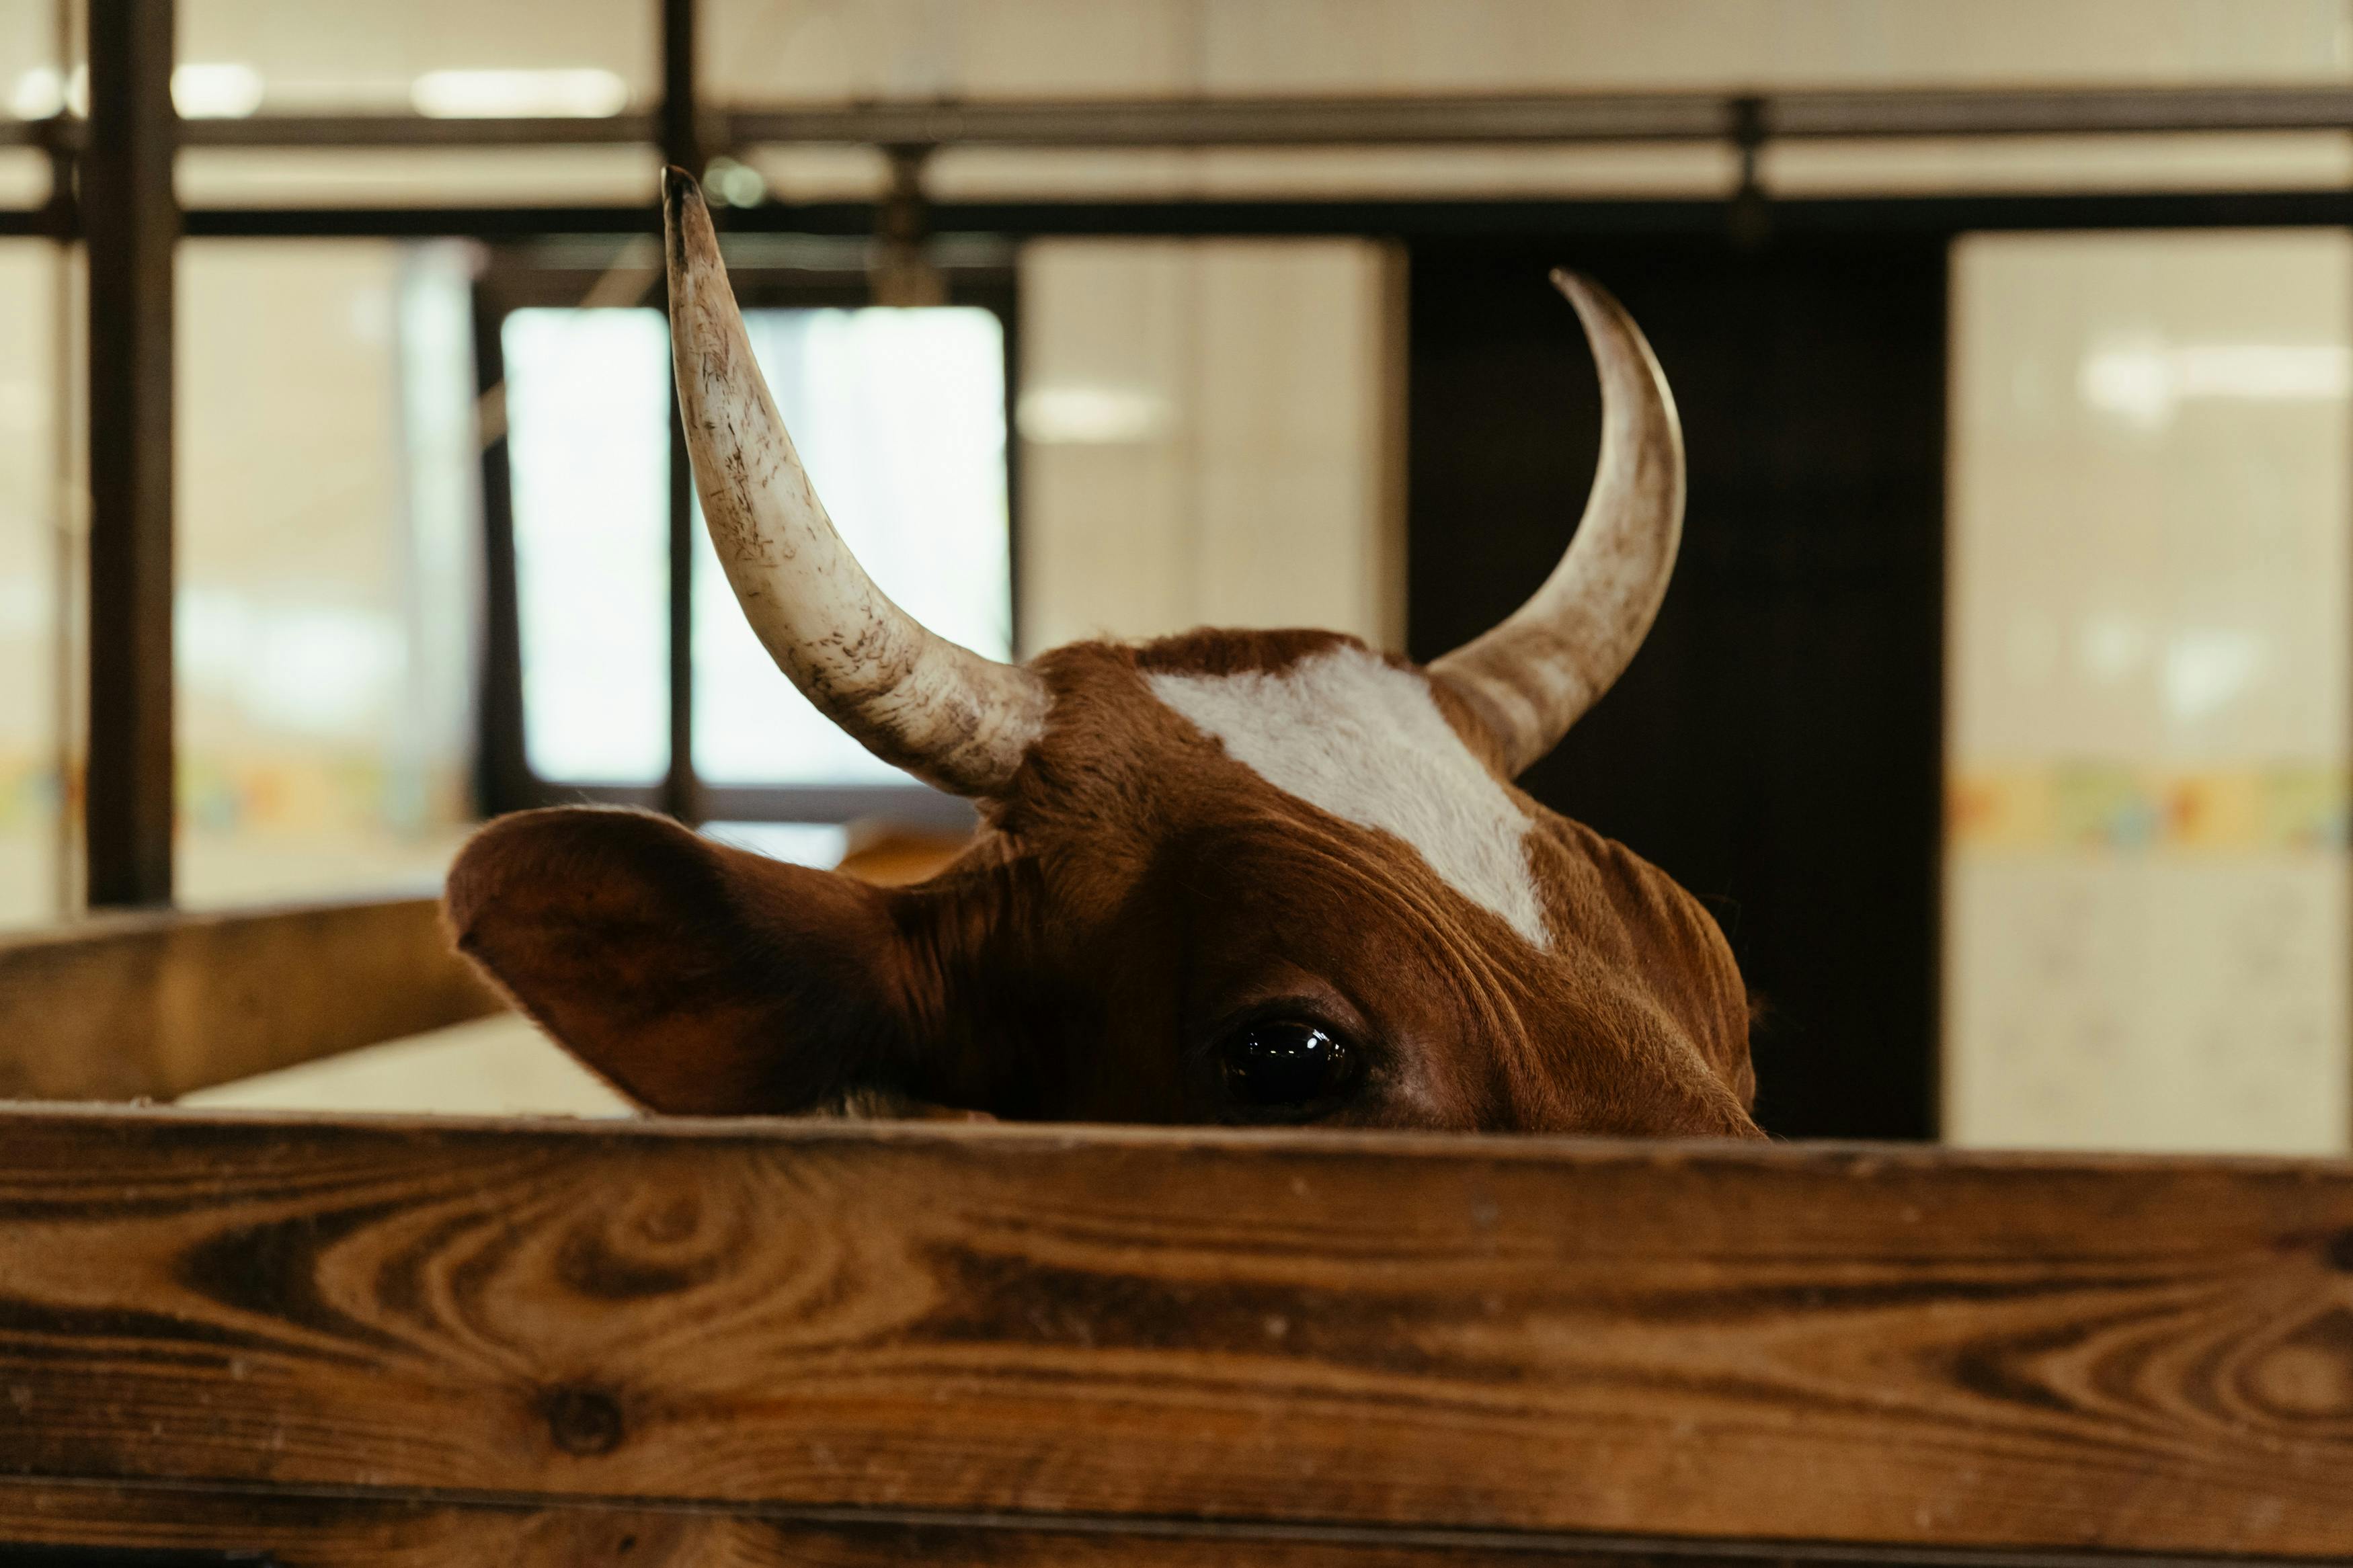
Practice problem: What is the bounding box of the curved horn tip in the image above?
[1547,267,1630,328]
[1427,265,1682,778]
[662,166,722,279]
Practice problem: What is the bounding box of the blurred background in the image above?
[7,0,2353,1151]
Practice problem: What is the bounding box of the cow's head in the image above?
[445,170,1758,1139]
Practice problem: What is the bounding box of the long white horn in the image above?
[662,167,1048,798]
[1428,270,1684,778]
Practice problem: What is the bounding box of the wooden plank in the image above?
[1,1110,2350,1559]
[81,0,179,907]
[0,900,503,1102]
[0,1479,766,1568]
[0,1479,1970,1568]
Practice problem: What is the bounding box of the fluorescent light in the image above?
[411,68,627,119]
[7,67,63,119]
[173,62,265,119]
[9,65,87,117]
[14,62,264,118]
[1016,384,1170,444]
[2079,340,2352,427]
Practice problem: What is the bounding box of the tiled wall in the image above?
[1018,240,1403,653]
[1946,231,2353,1153]
[0,243,67,932]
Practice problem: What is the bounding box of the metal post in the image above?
[660,0,700,824]
[82,0,176,907]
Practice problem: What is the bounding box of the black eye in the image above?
[1218,1021,1357,1110]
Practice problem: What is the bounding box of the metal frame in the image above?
[28,81,2353,153]
[44,0,2353,906]
[80,0,176,908]
[660,0,700,826]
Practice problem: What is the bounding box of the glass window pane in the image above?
[177,239,483,907]
[1945,230,2353,1155]
[504,306,670,784]
[693,306,1010,786]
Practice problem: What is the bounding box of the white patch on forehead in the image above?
[1146,644,1550,949]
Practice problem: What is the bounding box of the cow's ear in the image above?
[443,807,926,1114]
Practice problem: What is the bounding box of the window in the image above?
[692,306,1012,787]
[504,306,672,784]
[493,266,1013,824]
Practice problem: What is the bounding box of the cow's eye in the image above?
[1218,1020,1357,1111]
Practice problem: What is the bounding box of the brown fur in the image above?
[446,628,1760,1137]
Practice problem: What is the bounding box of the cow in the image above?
[443,169,1760,1139]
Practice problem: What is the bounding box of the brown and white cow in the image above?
[444,170,1759,1139]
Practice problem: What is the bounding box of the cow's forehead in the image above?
[1142,643,1551,951]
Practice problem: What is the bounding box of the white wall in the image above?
[175,240,482,909]
[1019,240,1403,653]
[1946,231,2353,1153]
[0,243,67,932]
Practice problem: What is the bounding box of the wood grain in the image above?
[2,1108,2352,1559]
[0,1479,1983,1568]
[0,899,503,1102]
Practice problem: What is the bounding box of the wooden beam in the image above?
[81,0,178,907]
[0,1479,1905,1567]
[0,899,504,1102]
[2,1110,2350,1559]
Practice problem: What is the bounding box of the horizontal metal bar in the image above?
[3,183,2345,245]
[1769,83,2353,139]
[725,92,1739,147]
[150,188,2353,243]
[735,85,2353,147]
[180,111,658,147]
[10,83,2353,155]
[0,113,75,150]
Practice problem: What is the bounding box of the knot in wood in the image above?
[541,1384,626,1456]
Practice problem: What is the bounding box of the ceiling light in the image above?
[1016,385,1170,445]
[7,67,63,119]
[411,68,628,119]
[173,63,265,119]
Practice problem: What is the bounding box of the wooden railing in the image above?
[0,896,504,1103]
[1,1105,2350,1563]
[2,898,2349,1563]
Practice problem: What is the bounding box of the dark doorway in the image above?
[1408,237,1948,1140]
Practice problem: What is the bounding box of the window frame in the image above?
[469,242,1021,831]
